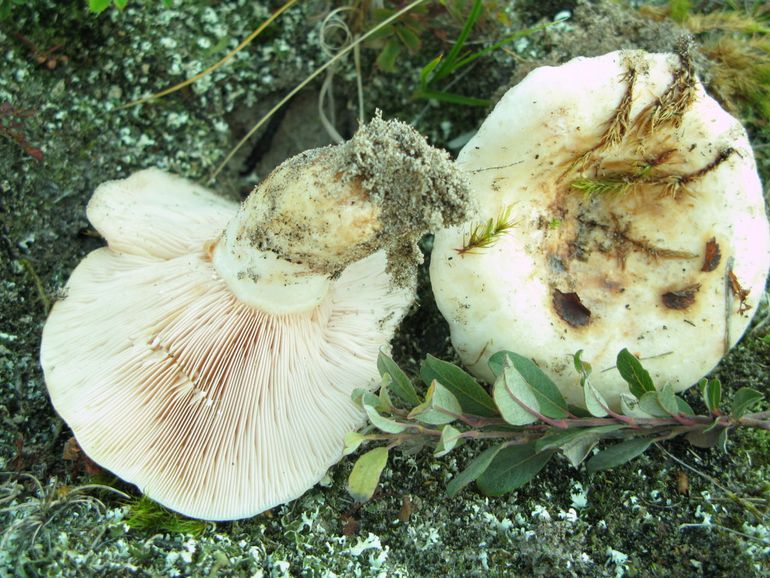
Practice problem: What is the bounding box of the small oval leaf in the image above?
[378,352,420,406]
[343,432,368,456]
[638,391,670,417]
[699,377,722,415]
[492,352,568,418]
[731,387,763,418]
[421,355,497,417]
[676,396,695,416]
[365,405,407,434]
[586,438,652,473]
[446,444,505,498]
[583,381,609,418]
[476,444,554,496]
[616,349,656,398]
[493,367,540,426]
[434,424,462,457]
[657,383,680,416]
[620,393,653,418]
[347,447,389,502]
[409,381,462,425]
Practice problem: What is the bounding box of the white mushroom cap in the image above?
[40,169,412,520]
[430,50,770,408]
[41,116,470,520]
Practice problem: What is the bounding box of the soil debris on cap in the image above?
[338,112,473,286]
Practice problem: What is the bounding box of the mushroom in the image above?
[430,49,770,408]
[41,115,469,520]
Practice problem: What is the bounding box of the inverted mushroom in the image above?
[41,116,469,520]
[430,49,770,408]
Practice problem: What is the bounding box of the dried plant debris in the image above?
[552,289,592,327]
[701,237,721,272]
[661,284,700,310]
[566,64,639,175]
[632,41,697,135]
[728,269,751,314]
[573,216,697,269]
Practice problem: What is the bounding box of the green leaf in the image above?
[535,425,624,453]
[419,54,443,87]
[343,432,368,456]
[476,444,554,496]
[586,438,652,473]
[364,404,407,434]
[446,444,506,497]
[657,383,680,416]
[686,427,723,449]
[583,381,609,418]
[432,0,483,82]
[699,378,722,415]
[408,381,462,425]
[573,349,593,386]
[377,39,402,73]
[536,426,623,466]
[489,352,567,418]
[351,387,377,407]
[395,25,421,52]
[89,0,112,12]
[717,429,729,452]
[347,447,389,502]
[378,352,420,406]
[731,387,764,418]
[493,367,540,426]
[114,0,128,9]
[421,355,497,416]
[638,392,670,417]
[619,393,653,418]
[561,435,600,468]
[378,379,395,413]
[676,396,695,416]
[434,424,462,457]
[413,88,491,107]
[616,349,656,398]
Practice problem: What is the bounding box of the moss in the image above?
[124,496,208,537]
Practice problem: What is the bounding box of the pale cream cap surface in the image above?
[430,51,770,407]
[41,169,412,520]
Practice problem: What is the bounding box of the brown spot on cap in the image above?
[662,284,700,310]
[552,289,591,327]
[701,237,721,272]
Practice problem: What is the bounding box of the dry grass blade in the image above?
[119,0,299,109]
[209,0,428,181]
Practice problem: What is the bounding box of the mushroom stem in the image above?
[211,239,331,314]
[212,113,472,315]
[209,144,382,314]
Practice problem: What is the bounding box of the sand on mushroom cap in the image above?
[430,48,770,408]
[40,116,470,521]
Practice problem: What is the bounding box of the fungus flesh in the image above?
[41,116,470,520]
[430,50,770,407]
